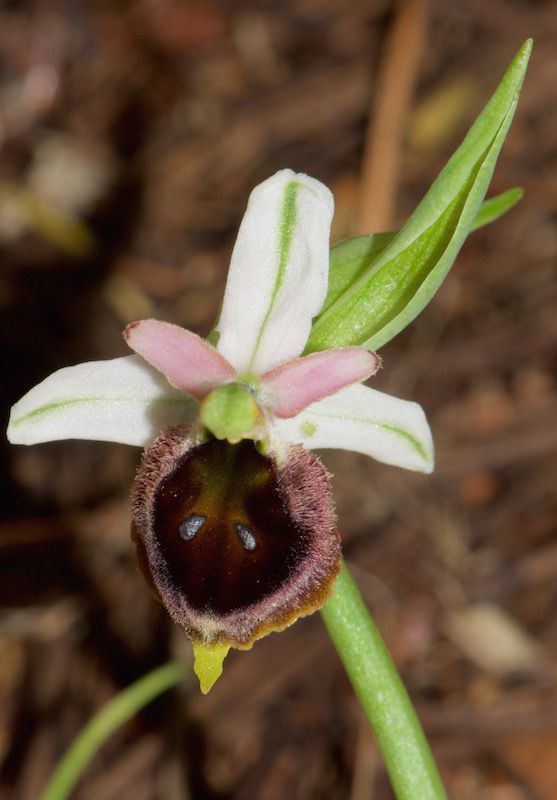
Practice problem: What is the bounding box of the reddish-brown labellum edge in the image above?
[131,425,341,649]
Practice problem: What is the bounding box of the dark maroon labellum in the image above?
[132,426,340,648]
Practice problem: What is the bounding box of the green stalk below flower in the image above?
[321,560,447,800]
[39,661,186,800]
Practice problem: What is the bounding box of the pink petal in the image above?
[124,319,236,400]
[261,348,380,418]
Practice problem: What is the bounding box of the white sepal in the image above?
[274,383,434,473]
[7,355,196,447]
[216,169,334,374]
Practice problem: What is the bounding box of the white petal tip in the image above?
[5,356,195,447]
[417,455,435,474]
[6,418,24,445]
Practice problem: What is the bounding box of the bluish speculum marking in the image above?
[153,439,312,615]
[235,522,257,551]
[179,514,206,540]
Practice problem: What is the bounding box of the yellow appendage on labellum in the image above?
[193,643,231,694]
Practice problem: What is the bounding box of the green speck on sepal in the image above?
[206,329,220,347]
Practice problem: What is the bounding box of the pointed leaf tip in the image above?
[193,643,230,694]
[520,38,533,57]
[470,187,524,231]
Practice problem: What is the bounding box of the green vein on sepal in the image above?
[307,412,432,468]
[249,179,299,368]
[9,396,188,429]
[7,397,187,443]
[378,422,431,465]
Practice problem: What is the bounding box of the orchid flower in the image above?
[7,170,433,692]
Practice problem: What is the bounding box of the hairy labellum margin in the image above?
[131,425,341,649]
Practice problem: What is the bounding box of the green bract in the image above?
[306,39,532,354]
[320,186,523,318]
[470,186,524,231]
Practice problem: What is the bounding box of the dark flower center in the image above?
[153,439,312,615]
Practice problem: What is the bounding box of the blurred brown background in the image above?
[1,1,556,798]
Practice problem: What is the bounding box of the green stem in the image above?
[40,661,186,800]
[320,561,447,800]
